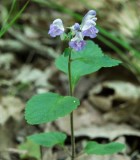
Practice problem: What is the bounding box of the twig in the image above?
[1,148,27,155]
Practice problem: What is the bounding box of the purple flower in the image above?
[82,26,98,38]
[48,19,64,37]
[69,40,86,51]
[68,10,98,51]
[82,10,97,24]
[80,10,98,38]
[69,32,86,51]
[48,10,98,52]
[82,20,98,38]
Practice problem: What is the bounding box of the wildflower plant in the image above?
[25,10,125,160]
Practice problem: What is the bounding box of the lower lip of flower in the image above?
[69,40,86,51]
[48,26,64,37]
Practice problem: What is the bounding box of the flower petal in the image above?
[48,19,64,37]
[69,40,86,51]
[82,20,98,38]
[82,10,97,26]
[82,26,98,38]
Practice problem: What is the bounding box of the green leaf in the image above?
[55,40,121,89]
[28,132,67,147]
[25,92,80,124]
[84,141,125,155]
[18,139,41,160]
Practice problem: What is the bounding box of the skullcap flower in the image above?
[69,32,86,51]
[48,19,64,37]
[48,10,98,51]
[81,20,99,38]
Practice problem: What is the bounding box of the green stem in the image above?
[68,52,75,160]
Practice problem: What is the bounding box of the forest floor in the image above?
[0,0,140,160]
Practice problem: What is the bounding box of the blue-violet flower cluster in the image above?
[48,10,98,51]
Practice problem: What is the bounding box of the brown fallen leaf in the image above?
[0,96,24,125]
[89,81,140,110]
[55,100,102,134]
[77,154,130,160]
[75,123,140,140]
[14,64,56,90]
[42,149,57,160]
[0,53,15,69]
[88,81,140,125]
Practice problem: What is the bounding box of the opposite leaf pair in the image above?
[28,132,125,155]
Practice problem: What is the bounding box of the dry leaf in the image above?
[0,96,24,125]
[89,81,140,110]
[77,154,130,160]
[55,100,102,134]
[0,53,15,69]
[14,65,56,89]
[75,123,140,140]
[43,149,57,160]
[88,81,140,125]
